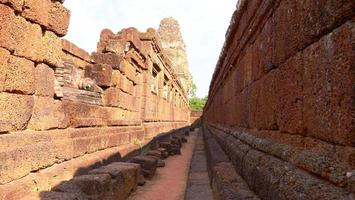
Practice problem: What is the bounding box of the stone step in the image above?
[47,162,140,200]
[202,127,260,200]
[185,130,214,200]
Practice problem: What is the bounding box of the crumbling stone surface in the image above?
[203,0,355,199]
[27,96,63,130]
[52,180,86,195]
[146,150,163,159]
[34,63,55,97]
[0,49,35,95]
[85,64,113,87]
[212,162,260,200]
[0,93,34,132]
[129,156,158,179]
[159,141,181,155]
[43,162,142,200]
[21,0,70,36]
[72,174,111,198]
[158,18,193,93]
[0,0,190,199]
[24,191,88,200]
[157,148,169,159]
[145,155,165,168]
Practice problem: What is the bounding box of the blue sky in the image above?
[64,0,237,97]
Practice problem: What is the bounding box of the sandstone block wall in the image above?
[203,0,354,199]
[190,111,202,124]
[0,2,190,199]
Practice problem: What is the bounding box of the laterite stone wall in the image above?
[203,0,354,199]
[0,1,190,199]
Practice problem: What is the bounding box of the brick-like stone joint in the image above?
[0,1,191,198]
[203,0,355,199]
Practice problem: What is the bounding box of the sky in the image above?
[64,0,237,97]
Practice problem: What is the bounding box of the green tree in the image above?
[189,84,207,112]
[189,96,206,112]
[189,83,197,98]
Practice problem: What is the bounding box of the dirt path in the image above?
[128,130,198,200]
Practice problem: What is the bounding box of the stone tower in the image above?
[158,17,193,94]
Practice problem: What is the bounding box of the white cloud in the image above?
[64,0,236,97]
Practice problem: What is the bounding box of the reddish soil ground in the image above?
[128,131,198,200]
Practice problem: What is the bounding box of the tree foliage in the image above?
[189,83,207,112]
[189,83,197,98]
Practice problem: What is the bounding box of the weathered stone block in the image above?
[103,87,120,107]
[138,174,146,186]
[303,21,354,145]
[118,91,134,111]
[0,0,24,11]
[157,147,169,159]
[111,70,122,87]
[0,93,33,132]
[239,87,251,128]
[272,0,303,66]
[119,28,142,50]
[146,150,163,159]
[212,162,260,200]
[52,180,85,195]
[47,1,70,36]
[22,0,70,36]
[85,64,113,87]
[97,29,115,53]
[0,141,55,184]
[277,160,349,200]
[72,174,111,198]
[241,150,264,191]
[254,70,279,130]
[61,100,108,128]
[171,137,182,148]
[23,192,88,200]
[104,40,128,54]
[159,141,181,155]
[224,135,250,175]
[129,156,157,179]
[62,39,92,63]
[92,52,123,69]
[277,53,304,134]
[120,60,136,82]
[145,155,165,168]
[0,5,62,67]
[120,75,134,95]
[27,96,61,130]
[89,162,140,200]
[0,48,9,92]
[0,49,35,94]
[39,30,63,68]
[272,0,354,66]
[34,63,55,97]
[53,100,69,129]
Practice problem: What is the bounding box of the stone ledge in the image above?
[206,123,352,199]
[62,39,92,63]
[209,123,354,188]
[0,144,141,200]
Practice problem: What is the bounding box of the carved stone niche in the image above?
[54,58,103,105]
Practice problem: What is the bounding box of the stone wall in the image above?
[190,111,202,124]
[0,2,190,199]
[203,0,354,199]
